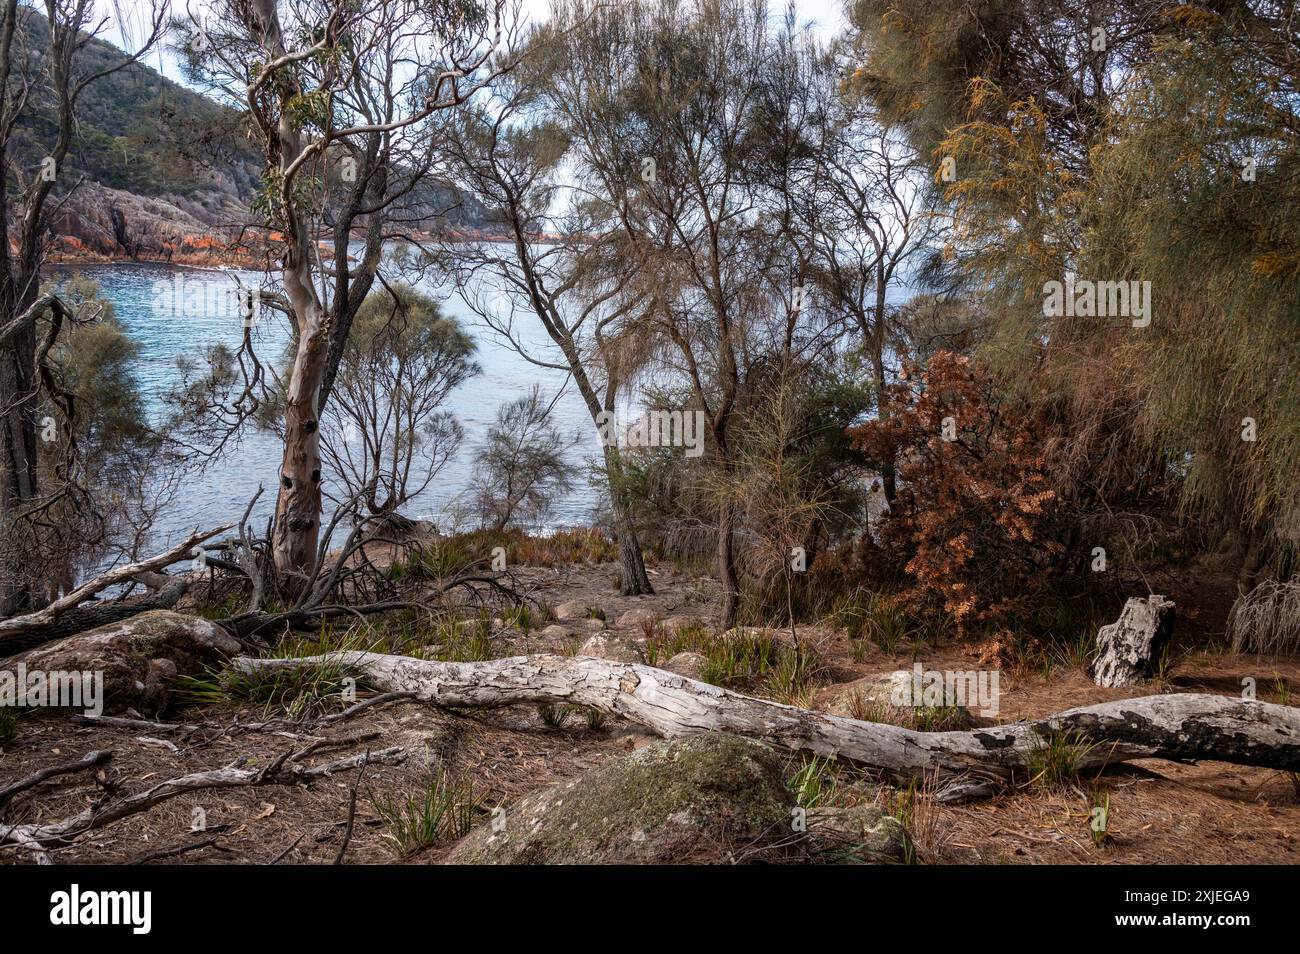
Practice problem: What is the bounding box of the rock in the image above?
[1089,595,1176,688]
[819,672,972,729]
[661,651,707,680]
[538,624,574,641]
[809,803,910,864]
[47,181,251,266]
[553,601,591,621]
[4,610,239,714]
[616,607,660,628]
[444,734,798,864]
[820,673,906,719]
[577,635,644,664]
[661,615,706,634]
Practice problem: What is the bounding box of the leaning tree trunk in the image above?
[235,652,1300,795]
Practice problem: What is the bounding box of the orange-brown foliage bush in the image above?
[849,351,1065,635]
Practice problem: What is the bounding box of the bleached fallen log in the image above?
[233,653,1300,791]
[0,526,231,650]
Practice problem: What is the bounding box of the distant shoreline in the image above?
[42,227,544,271]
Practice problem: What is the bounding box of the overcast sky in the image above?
[91,0,850,86]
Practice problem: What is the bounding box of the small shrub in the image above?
[537,703,571,728]
[849,352,1065,637]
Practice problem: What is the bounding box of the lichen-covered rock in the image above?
[444,734,797,864]
[576,634,644,664]
[5,610,239,714]
[809,803,910,864]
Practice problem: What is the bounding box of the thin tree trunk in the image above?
[271,295,328,586]
[247,0,329,586]
[601,444,652,596]
[871,265,895,503]
[613,495,653,596]
[717,496,740,628]
[0,312,37,615]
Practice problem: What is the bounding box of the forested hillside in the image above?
[10,7,493,262]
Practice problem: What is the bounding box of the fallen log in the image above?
[0,526,230,650]
[232,652,1300,792]
[0,573,191,658]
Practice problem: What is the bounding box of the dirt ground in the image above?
[1,558,1297,865]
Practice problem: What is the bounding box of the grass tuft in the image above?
[372,770,480,856]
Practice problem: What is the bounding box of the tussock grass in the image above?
[1228,579,1300,656]
[178,658,365,720]
[1025,731,1101,790]
[537,703,571,728]
[788,755,843,809]
[644,623,823,703]
[372,770,480,856]
[178,626,372,719]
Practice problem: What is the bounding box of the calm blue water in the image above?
[48,260,602,548]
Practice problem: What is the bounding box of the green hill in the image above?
[13,7,261,202]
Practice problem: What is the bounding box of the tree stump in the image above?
[1089,595,1175,687]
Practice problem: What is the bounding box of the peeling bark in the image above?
[233,652,1300,791]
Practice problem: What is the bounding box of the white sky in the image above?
[90,0,850,86]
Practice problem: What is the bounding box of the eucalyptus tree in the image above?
[180,0,516,586]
